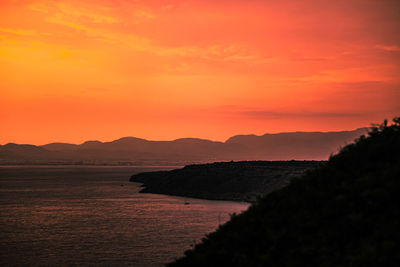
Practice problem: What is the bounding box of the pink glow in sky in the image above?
[1,0,399,144]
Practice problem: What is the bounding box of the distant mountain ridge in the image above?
[0,128,367,164]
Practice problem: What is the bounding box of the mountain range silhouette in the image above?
[0,128,367,163]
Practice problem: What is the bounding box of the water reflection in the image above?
[0,166,249,266]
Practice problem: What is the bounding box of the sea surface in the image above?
[0,166,250,266]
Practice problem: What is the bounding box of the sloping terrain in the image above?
[131,161,323,202]
[168,118,400,266]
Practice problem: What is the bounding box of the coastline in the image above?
[136,183,259,203]
[130,161,324,203]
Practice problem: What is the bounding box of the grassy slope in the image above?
[168,118,400,267]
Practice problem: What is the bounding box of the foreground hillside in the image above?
[168,118,400,266]
[130,161,322,202]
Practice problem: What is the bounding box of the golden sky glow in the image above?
[1,0,400,144]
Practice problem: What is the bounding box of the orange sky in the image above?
[1,0,399,145]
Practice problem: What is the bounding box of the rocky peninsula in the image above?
[130,161,323,202]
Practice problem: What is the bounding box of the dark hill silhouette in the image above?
[0,128,367,164]
[41,143,78,151]
[130,161,323,202]
[168,118,400,266]
[226,129,367,159]
[0,143,54,160]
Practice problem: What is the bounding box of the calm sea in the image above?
[0,166,249,266]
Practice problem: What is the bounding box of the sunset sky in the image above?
[1,0,399,145]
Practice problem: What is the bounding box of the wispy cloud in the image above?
[133,10,155,19]
[29,1,118,24]
[0,28,36,36]
[239,110,362,120]
[375,44,400,52]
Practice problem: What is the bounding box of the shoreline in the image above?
[0,164,184,168]
[136,184,257,203]
[130,161,324,203]
[132,181,252,204]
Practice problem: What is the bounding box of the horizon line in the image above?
[1,127,369,146]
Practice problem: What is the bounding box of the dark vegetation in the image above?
[168,117,400,266]
[130,161,323,202]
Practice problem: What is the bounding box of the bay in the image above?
[0,166,249,266]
